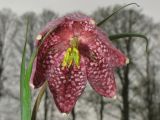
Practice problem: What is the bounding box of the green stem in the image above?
[97,3,139,26]
[31,81,48,120]
[109,33,148,52]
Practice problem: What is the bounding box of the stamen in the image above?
[62,48,72,68]
[61,37,80,69]
[70,37,79,48]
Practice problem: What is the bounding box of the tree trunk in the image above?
[44,90,49,120]
[122,64,130,120]
[71,107,76,120]
[100,96,104,120]
[121,10,133,120]
[0,40,4,97]
[146,41,153,120]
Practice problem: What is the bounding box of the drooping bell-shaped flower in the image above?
[30,12,127,113]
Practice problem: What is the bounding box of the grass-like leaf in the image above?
[20,19,54,120]
[97,3,139,26]
[20,18,31,120]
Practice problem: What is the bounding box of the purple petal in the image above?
[86,57,116,97]
[48,56,87,113]
[84,28,127,97]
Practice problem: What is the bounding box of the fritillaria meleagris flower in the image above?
[30,12,127,113]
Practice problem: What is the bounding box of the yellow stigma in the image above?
[62,37,80,68]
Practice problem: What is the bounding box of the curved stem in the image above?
[109,33,148,52]
[31,81,48,120]
[97,3,139,26]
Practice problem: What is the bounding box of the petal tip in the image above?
[62,113,69,116]
[29,82,35,89]
[36,34,42,41]
[126,58,130,64]
[62,113,71,119]
[112,95,117,100]
[90,19,96,25]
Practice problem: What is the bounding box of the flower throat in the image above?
[61,37,80,69]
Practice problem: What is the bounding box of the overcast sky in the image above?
[0,0,160,22]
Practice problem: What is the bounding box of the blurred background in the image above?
[0,0,160,120]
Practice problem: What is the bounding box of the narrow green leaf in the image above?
[24,28,55,120]
[97,3,139,26]
[20,18,54,120]
[31,81,48,120]
[20,18,31,120]
[109,33,148,52]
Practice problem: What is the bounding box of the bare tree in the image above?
[0,9,18,97]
